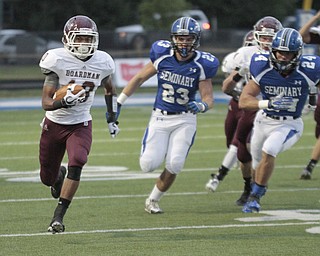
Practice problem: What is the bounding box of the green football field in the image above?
[0,103,319,256]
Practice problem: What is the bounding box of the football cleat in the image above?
[300,169,312,180]
[242,199,261,213]
[235,190,251,206]
[205,175,220,192]
[48,219,65,234]
[145,198,163,214]
[51,166,67,199]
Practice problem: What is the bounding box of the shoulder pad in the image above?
[196,51,220,78]
[41,67,53,75]
[150,40,172,62]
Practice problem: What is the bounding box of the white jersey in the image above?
[233,45,261,82]
[233,45,261,67]
[39,48,115,125]
[310,26,320,35]
[222,51,244,95]
[233,45,264,100]
[221,52,237,74]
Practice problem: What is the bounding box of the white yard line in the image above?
[0,188,319,204]
[1,221,319,238]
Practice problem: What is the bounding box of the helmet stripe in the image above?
[279,28,293,50]
[181,17,190,30]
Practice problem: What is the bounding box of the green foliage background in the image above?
[2,0,319,30]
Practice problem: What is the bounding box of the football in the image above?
[53,84,85,100]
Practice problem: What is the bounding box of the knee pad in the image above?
[140,158,154,173]
[237,143,252,163]
[139,155,163,172]
[166,157,185,175]
[40,173,53,187]
[67,166,82,181]
[40,167,58,186]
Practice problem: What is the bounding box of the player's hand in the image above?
[61,84,86,107]
[302,104,316,115]
[238,65,249,77]
[268,93,294,111]
[186,101,209,114]
[230,90,241,101]
[108,122,120,138]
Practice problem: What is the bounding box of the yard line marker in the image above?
[0,222,319,238]
[0,188,319,203]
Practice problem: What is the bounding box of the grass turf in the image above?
[0,104,319,256]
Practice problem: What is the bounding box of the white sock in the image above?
[148,185,164,201]
[222,145,238,169]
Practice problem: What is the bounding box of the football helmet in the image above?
[171,17,201,58]
[270,28,303,74]
[242,30,255,47]
[253,16,283,50]
[62,15,99,59]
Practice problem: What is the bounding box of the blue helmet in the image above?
[270,28,303,74]
[171,17,201,57]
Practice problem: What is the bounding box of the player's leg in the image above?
[244,119,303,213]
[141,115,170,214]
[301,104,320,179]
[301,137,320,179]
[145,114,196,214]
[140,115,169,173]
[48,121,92,233]
[39,118,66,188]
[252,121,301,186]
[145,168,176,214]
[234,110,256,205]
[242,111,266,213]
[206,99,241,192]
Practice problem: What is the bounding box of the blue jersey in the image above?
[150,40,219,112]
[250,52,320,117]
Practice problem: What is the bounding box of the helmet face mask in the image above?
[171,17,201,58]
[172,35,197,57]
[270,28,303,74]
[62,15,99,59]
[254,16,283,51]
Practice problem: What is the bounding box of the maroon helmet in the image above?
[242,30,255,47]
[253,16,283,50]
[62,15,99,59]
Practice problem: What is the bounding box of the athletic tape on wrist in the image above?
[258,100,269,109]
[117,92,128,105]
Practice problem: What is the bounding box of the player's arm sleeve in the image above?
[41,71,63,110]
[42,68,59,87]
[103,76,118,123]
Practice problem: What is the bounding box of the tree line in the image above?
[2,0,318,31]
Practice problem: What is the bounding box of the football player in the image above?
[115,17,219,214]
[205,30,255,203]
[239,28,320,213]
[39,15,119,233]
[298,10,320,180]
[205,17,283,206]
